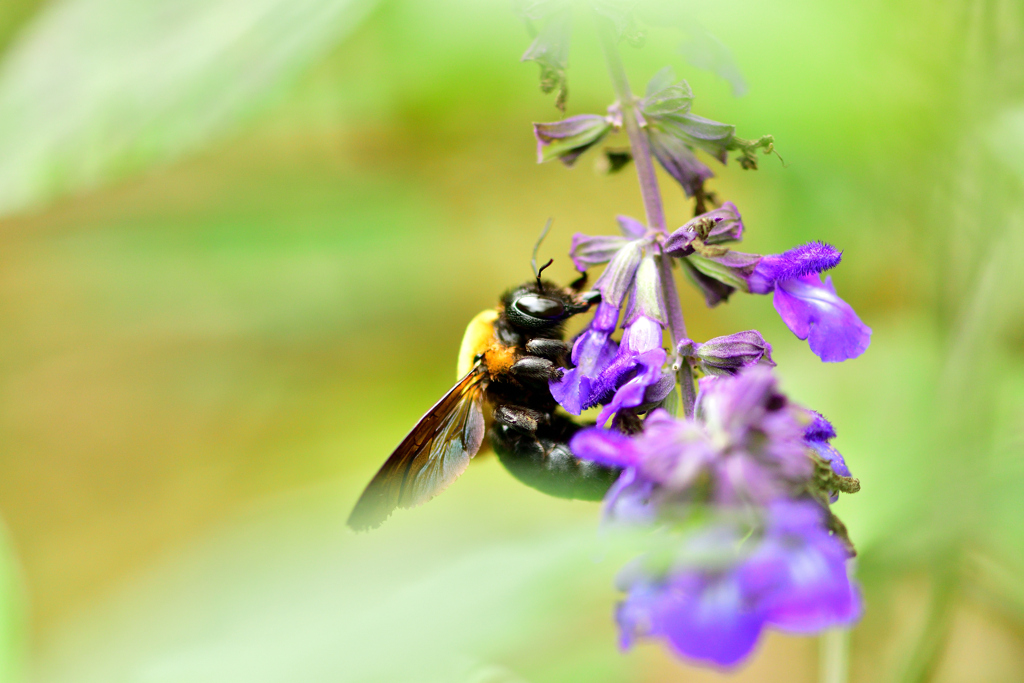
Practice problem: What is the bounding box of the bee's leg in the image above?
[493,405,544,433]
[510,356,564,382]
[490,416,621,501]
[524,339,571,364]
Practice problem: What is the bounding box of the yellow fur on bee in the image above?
[483,344,517,378]
[456,309,499,379]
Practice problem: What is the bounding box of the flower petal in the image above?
[594,239,644,306]
[647,128,714,197]
[803,411,837,442]
[550,302,622,414]
[533,114,611,165]
[616,214,647,239]
[743,502,862,633]
[596,347,668,424]
[617,574,764,667]
[570,232,630,271]
[701,202,744,245]
[772,274,871,362]
[623,255,666,325]
[569,427,641,468]
[751,241,842,291]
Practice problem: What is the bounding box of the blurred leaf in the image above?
[520,5,571,111]
[0,0,379,217]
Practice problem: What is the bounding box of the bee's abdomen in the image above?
[489,417,621,501]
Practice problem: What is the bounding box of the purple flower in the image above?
[592,317,672,425]
[615,501,861,668]
[772,275,871,362]
[571,368,815,513]
[803,411,855,503]
[664,202,744,256]
[534,114,613,166]
[747,241,842,291]
[747,242,871,362]
[569,214,647,272]
[553,217,655,415]
[550,301,620,414]
[589,256,674,423]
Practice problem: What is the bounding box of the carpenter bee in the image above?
[347,260,620,531]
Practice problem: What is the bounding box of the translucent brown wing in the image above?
[347,368,488,531]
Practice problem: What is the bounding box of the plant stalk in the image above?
[658,254,696,417]
[596,13,695,417]
[595,15,665,233]
[819,629,849,683]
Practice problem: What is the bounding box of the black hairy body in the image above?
[347,278,620,531]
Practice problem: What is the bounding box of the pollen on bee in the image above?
[484,344,518,378]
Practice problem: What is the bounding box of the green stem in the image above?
[819,629,850,683]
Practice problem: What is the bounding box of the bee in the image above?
[347,262,620,531]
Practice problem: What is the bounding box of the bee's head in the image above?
[504,222,600,331]
[502,279,600,330]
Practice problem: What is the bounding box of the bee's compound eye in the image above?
[513,295,566,320]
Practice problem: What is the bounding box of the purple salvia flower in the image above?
[534,114,613,166]
[555,216,656,415]
[593,319,672,425]
[740,502,861,633]
[591,256,674,423]
[615,501,861,668]
[747,241,842,291]
[745,242,871,362]
[772,275,872,362]
[549,301,619,415]
[572,368,815,513]
[803,411,854,503]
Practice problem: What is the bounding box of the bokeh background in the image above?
[0,0,1022,681]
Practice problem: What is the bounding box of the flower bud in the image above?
[693,330,775,376]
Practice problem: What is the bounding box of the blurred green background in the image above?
[0,0,1022,681]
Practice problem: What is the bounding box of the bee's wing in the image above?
[347,368,488,531]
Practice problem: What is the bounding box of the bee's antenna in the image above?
[532,218,554,285]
